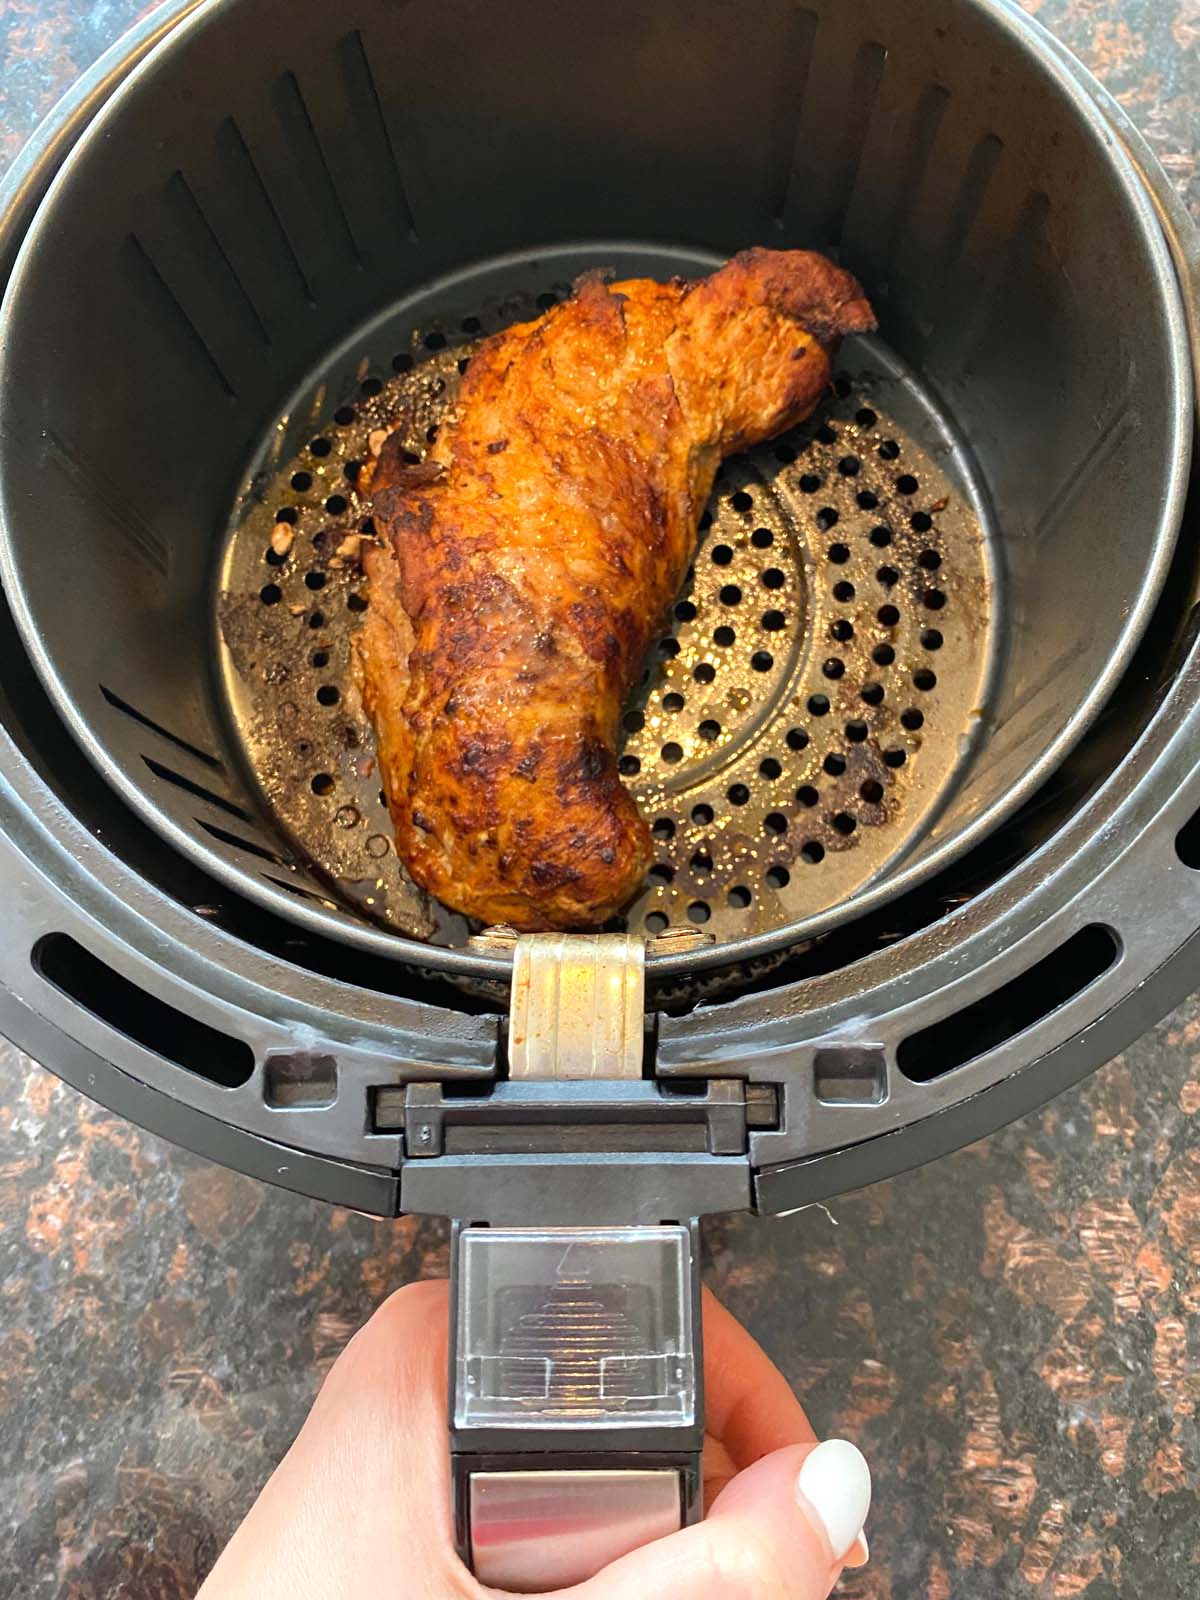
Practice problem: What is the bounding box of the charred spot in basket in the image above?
[218,303,992,945]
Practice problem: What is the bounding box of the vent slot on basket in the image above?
[197,818,291,866]
[141,754,256,822]
[100,684,224,769]
[265,873,331,904]
[126,232,237,399]
[1176,806,1200,869]
[765,7,819,223]
[897,924,1118,1083]
[33,933,254,1088]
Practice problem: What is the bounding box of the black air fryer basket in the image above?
[0,0,1195,1217]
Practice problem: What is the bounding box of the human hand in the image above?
[198,1280,870,1598]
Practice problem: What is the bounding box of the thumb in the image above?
[565,1440,870,1600]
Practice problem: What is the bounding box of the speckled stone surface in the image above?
[0,2,1197,1597]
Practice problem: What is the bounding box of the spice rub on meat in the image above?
[357,249,875,930]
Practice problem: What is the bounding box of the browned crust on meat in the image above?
[358,249,875,929]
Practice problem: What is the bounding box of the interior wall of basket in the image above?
[0,0,1185,934]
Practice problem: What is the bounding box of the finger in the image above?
[198,1280,468,1600]
[702,1289,816,1468]
[564,1438,871,1600]
[202,1282,837,1600]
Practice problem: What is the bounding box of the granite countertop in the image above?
[1,2,1198,1596]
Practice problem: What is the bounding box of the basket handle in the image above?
[449,1219,704,1591]
[445,933,707,1590]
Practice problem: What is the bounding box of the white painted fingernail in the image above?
[845,1533,869,1568]
[795,1439,871,1563]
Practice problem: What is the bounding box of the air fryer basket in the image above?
[218,275,1001,952]
[0,0,1190,982]
[0,0,1195,1217]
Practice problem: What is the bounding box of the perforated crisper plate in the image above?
[217,247,997,948]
